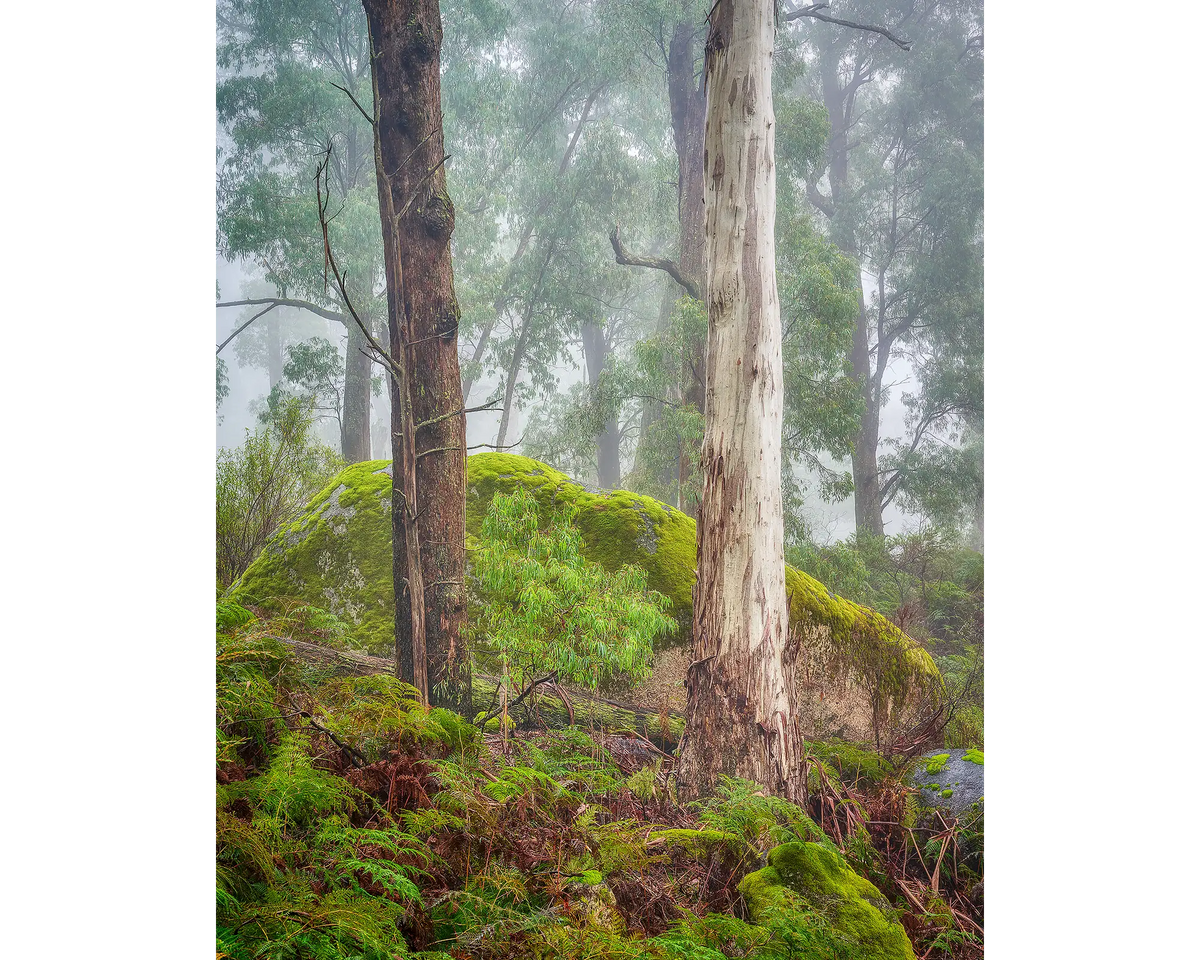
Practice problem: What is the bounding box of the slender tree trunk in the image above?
[669,22,708,518]
[342,311,373,461]
[266,310,283,387]
[365,0,470,715]
[850,287,885,537]
[813,34,885,537]
[677,0,804,803]
[494,311,530,450]
[582,319,621,488]
[462,90,600,403]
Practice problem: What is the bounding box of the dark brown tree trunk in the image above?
[365,0,470,715]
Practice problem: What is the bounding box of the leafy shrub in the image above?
[469,487,676,733]
[216,397,344,589]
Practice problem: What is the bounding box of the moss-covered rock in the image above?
[647,828,758,871]
[740,842,916,960]
[906,748,984,817]
[233,454,940,738]
[232,460,396,652]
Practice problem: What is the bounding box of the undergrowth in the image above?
[216,603,982,959]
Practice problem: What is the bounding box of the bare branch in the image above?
[473,434,525,452]
[329,81,374,127]
[216,297,346,325]
[416,400,503,431]
[609,224,701,300]
[784,3,912,51]
[216,302,279,355]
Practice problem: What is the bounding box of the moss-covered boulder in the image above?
[233,453,940,740]
[739,842,916,960]
[233,460,396,652]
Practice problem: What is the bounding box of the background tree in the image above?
[791,0,984,537]
[217,0,382,462]
[445,0,674,473]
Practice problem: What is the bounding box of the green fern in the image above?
[694,776,834,852]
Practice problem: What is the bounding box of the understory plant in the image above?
[469,487,675,739]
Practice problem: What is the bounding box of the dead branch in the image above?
[215,297,347,355]
[784,3,912,51]
[609,224,701,300]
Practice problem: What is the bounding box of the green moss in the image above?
[235,453,940,707]
[739,842,916,960]
[807,739,894,786]
[963,748,984,765]
[940,788,954,799]
[647,828,756,866]
[925,753,951,775]
[233,460,396,654]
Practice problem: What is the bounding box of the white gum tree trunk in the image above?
[676,0,803,802]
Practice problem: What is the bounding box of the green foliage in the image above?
[806,740,895,788]
[470,486,675,704]
[217,356,230,415]
[215,627,443,960]
[316,673,483,760]
[216,397,344,589]
[258,336,352,448]
[217,599,255,633]
[937,645,984,749]
[693,776,833,853]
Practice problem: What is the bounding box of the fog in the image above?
[216,0,981,547]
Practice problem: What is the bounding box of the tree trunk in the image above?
[850,288,885,537]
[669,22,708,518]
[676,0,803,803]
[814,33,885,538]
[494,310,530,451]
[365,0,470,715]
[342,312,373,462]
[266,310,283,387]
[582,319,621,489]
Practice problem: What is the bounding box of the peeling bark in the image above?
[677,0,804,803]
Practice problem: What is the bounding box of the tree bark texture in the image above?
[365,0,470,715]
[676,0,804,803]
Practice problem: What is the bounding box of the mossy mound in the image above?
[233,454,939,724]
[232,460,396,652]
[739,842,916,960]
